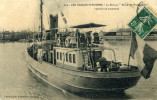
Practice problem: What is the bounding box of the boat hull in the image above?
[27,54,141,94]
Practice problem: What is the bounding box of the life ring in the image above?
[65,37,70,47]
[57,38,61,46]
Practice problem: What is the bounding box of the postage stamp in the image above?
[128,7,157,39]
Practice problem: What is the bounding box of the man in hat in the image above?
[97,57,109,72]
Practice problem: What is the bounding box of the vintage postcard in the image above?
[0,0,157,100]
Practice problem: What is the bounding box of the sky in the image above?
[0,0,157,31]
[0,0,38,31]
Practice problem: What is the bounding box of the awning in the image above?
[71,23,106,28]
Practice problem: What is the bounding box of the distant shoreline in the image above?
[104,35,157,41]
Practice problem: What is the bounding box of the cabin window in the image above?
[66,53,68,62]
[63,53,65,61]
[88,57,91,66]
[60,52,62,60]
[57,52,59,60]
[69,54,72,63]
[73,54,76,63]
[51,52,53,64]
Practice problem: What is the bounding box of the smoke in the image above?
[43,0,65,16]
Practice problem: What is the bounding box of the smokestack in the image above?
[49,14,58,40]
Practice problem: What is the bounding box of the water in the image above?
[0,41,157,100]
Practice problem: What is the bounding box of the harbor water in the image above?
[0,41,157,100]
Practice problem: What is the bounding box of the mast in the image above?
[40,0,43,39]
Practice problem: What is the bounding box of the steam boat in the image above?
[27,0,141,94]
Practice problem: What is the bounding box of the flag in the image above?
[130,32,138,59]
[63,18,67,24]
[141,44,157,79]
[130,32,157,79]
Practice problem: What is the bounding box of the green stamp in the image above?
[128,7,157,39]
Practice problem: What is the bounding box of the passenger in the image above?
[95,62,101,71]
[76,29,80,38]
[93,32,100,44]
[97,57,108,72]
[76,29,81,47]
[86,31,92,45]
[80,34,86,46]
